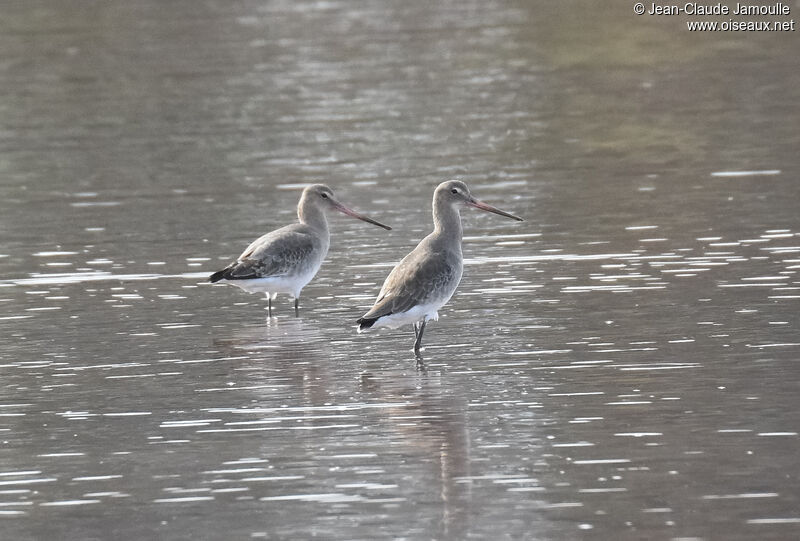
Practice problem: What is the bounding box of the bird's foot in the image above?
[414,351,426,372]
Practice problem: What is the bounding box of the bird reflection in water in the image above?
[211,318,335,407]
[359,371,473,539]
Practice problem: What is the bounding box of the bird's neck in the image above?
[432,200,463,245]
[298,199,329,233]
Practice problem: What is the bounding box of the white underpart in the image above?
[221,268,317,300]
[359,300,443,332]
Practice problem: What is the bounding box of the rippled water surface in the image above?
[1,1,799,539]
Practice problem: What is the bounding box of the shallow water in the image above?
[1,1,799,539]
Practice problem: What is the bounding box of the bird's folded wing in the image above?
[362,252,458,319]
[227,229,315,280]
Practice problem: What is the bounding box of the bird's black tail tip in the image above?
[208,269,227,283]
[356,317,377,331]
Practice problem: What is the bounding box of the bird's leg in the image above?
[267,295,272,317]
[294,297,299,318]
[413,320,426,354]
[413,321,426,369]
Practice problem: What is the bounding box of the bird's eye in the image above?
[451,188,458,194]
[321,193,328,199]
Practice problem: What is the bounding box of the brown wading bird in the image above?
[357,180,523,357]
[210,184,391,316]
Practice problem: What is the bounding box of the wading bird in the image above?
[210,184,391,316]
[357,180,522,356]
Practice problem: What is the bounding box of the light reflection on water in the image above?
[1,0,799,539]
[2,227,799,539]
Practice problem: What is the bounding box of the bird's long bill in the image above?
[467,198,524,221]
[333,201,392,230]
